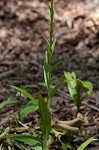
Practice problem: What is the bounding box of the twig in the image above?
[82,102,99,112]
[0,127,10,138]
[0,70,16,80]
[53,123,79,134]
[11,127,29,133]
[58,117,84,127]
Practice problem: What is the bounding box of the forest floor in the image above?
[0,0,99,149]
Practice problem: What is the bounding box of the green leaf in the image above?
[43,51,50,90]
[38,93,51,137]
[42,35,49,45]
[43,62,50,89]
[64,72,93,111]
[20,64,24,75]
[50,60,63,76]
[10,86,38,105]
[51,38,57,54]
[77,137,97,150]
[64,72,81,110]
[48,81,64,99]
[0,98,18,109]
[0,134,43,150]
[20,101,38,119]
[78,80,93,95]
[22,84,39,90]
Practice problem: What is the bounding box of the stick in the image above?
[0,70,16,80]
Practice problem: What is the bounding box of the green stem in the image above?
[42,0,54,149]
[43,135,49,150]
[47,97,51,109]
[50,0,54,51]
[18,64,24,121]
[47,0,54,109]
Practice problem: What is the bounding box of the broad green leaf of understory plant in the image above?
[64,72,93,111]
[0,134,43,150]
[77,137,97,150]
[77,80,92,95]
[64,72,81,110]
[0,98,18,109]
[10,86,38,105]
[20,101,38,119]
[38,93,51,137]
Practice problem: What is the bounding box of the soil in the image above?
[0,0,99,149]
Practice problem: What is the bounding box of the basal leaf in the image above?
[0,98,18,109]
[20,101,38,119]
[0,134,43,149]
[10,86,38,105]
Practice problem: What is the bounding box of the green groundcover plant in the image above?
[0,0,97,149]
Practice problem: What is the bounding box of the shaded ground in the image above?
[0,0,99,149]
